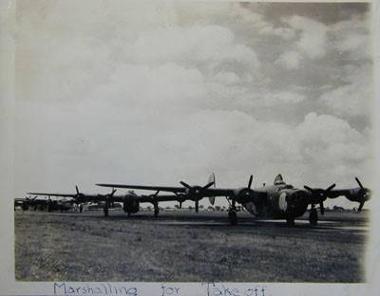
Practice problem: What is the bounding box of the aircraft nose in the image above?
[288,190,308,204]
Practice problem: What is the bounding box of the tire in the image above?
[286,217,295,226]
[228,210,238,225]
[309,208,318,226]
[103,206,109,217]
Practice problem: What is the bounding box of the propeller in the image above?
[304,183,336,215]
[248,175,253,190]
[355,177,370,212]
[236,175,254,201]
[107,188,117,207]
[147,190,160,200]
[108,188,117,197]
[73,185,86,203]
[179,180,215,212]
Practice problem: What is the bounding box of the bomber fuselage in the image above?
[242,183,310,220]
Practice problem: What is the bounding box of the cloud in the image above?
[213,72,240,85]
[275,51,302,70]
[329,14,371,61]
[132,25,260,70]
[260,26,295,40]
[11,1,373,210]
[284,15,328,59]
[320,64,372,118]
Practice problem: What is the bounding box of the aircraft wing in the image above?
[326,188,370,202]
[96,183,188,193]
[326,189,353,199]
[197,188,235,197]
[137,195,185,203]
[27,192,76,198]
[97,183,234,197]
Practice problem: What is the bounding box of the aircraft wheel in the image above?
[103,206,109,217]
[286,217,295,226]
[228,210,238,225]
[309,208,318,226]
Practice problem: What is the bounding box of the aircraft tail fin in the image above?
[208,172,216,205]
[274,174,285,185]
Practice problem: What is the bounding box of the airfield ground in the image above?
[14,209,368,282]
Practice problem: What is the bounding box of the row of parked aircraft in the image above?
[17,173,371,226]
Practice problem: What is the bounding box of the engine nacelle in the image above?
[235,188,255,203]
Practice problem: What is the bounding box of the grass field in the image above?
[14,209,368,282]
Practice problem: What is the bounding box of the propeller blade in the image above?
[75,185,80,195]
[325,183,336,193]
[304,185,313,192]
[195,200,199,213]
[203,181,215,189]
[355,177,364,189]
[248,175,253,190]
[110,188,117,196]
[180,181,192,189]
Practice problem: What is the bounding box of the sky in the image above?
[12,1,374,209]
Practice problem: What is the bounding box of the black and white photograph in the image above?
[0,0,379,294]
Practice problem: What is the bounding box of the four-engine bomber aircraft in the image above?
[27,186,181,217]
[96,174,371,225]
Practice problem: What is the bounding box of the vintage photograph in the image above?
[9,0,373,284]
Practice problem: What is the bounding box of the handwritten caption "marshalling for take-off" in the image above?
[53,282,269,296]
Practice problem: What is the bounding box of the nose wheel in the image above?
[286,217,295,226]
[103,205,109,217]
[103,200,110,217]
[228,209,238,225]
[309,207,318,225]
[153,202,159,218]
[228,199,238,225]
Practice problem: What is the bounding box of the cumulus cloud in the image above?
[11,1,373,210]
[275,51,302,70]
[284,15,328,59]
[329,14,371,61]
[132,25,259,70]
[320,64,372,118]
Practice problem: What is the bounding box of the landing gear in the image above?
[103,201,109,217]
[153,202,159,218]
[228,209,238,225]
[309,207,318,226]
[228,200,238,225]
[286,217,295,226]
[195,200,199,213]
